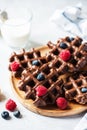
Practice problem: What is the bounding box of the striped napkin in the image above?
[74,113,87,130]
[50,3,87,40]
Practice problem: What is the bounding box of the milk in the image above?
[1,18,31,49]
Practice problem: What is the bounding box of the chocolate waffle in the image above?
[9,48,48,78]
[18,62,64,107]
[64,71,87,104]
[9,36,87,78]
[47,36,87,73]
[9,36,87,108]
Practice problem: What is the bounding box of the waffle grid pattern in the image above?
[64,71,87,104]
[8,36,87,107]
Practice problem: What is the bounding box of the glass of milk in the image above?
[1,7,33,50]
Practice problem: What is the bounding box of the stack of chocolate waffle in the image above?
[8,36,87,107]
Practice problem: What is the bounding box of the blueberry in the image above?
[70,37,74,41]
[59,42,68,49]
[37,73,45,81]
[13,110,21,118]
[81,88,87,93]
[1,111,10,119]
[66,37,74,42]
[32,60,40,66]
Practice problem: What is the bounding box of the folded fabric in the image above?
[50,3,87,40]
[74,113,87,130]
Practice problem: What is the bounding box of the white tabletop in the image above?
[0,0,87,130]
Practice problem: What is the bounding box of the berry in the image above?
[70,37,74,41]
[66,37,74,42]
[81,88,87,93]
[1,111,10,119]
[5,99,17,111]
[10,61,20,71]
[59,42,68,49]
[32,60,40,66]
[37,73,45,81]
[13,110,21,118]
[36,85,47,96]
[56,97,68,110]
[59,50,71,61]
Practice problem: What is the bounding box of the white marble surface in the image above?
[0,0,87,130]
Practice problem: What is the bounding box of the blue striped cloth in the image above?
[50,3,87,40]
[74,113,87,130]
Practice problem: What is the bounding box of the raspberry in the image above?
[56,97,68,110]
[59,50,71,61]
[10,61,20,71]
[5,99,17,111]
[35,85,47,96]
